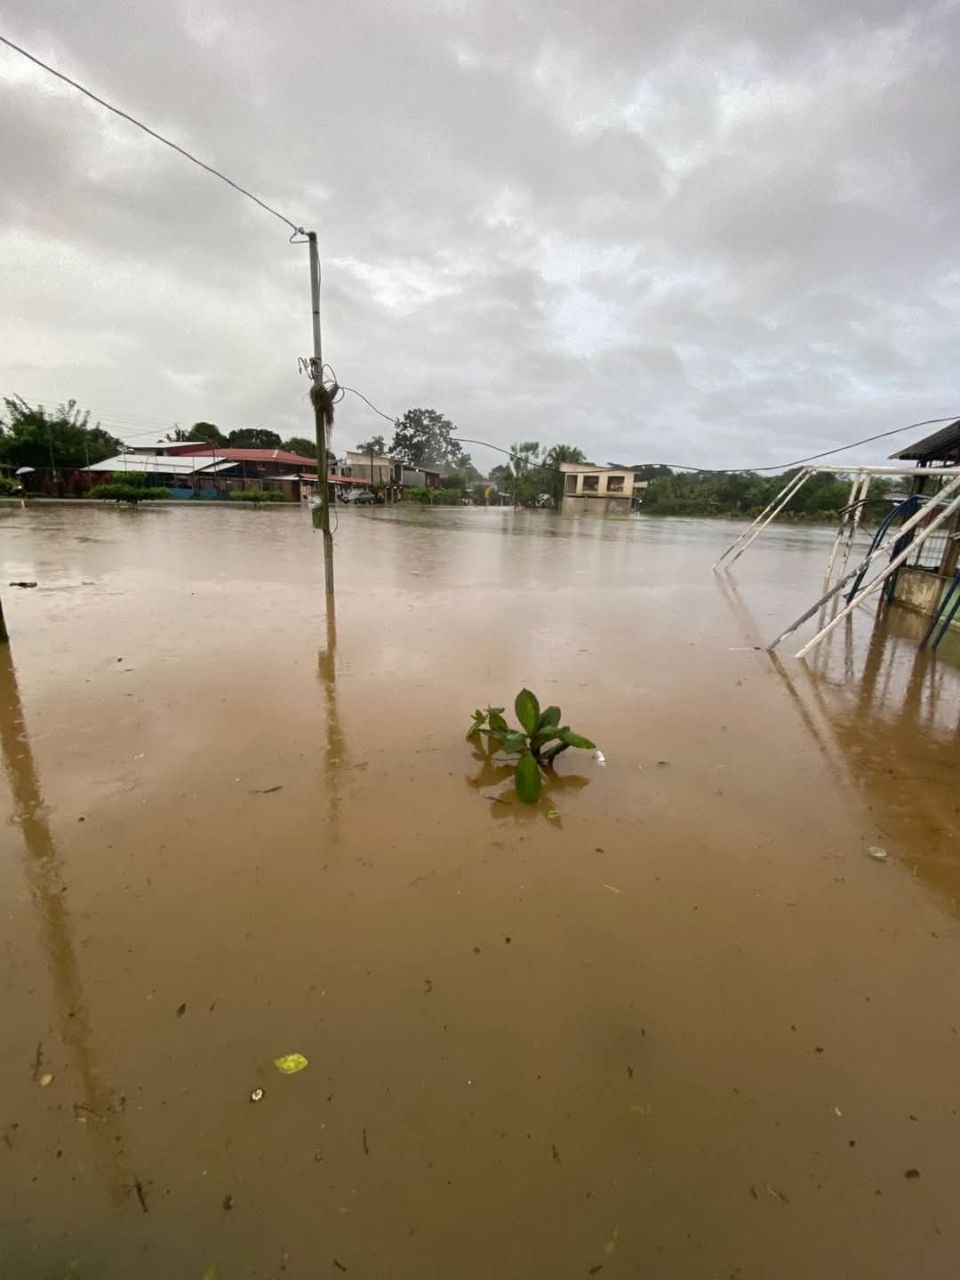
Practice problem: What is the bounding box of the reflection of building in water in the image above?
[717,571,960,917]
[0,644,131,1205]
[778,614,960,916]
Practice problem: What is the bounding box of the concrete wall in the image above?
[891,566,960,630]
[561,495,632,517]
[345,453,393,485]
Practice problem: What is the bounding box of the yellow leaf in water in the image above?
[201,1265,218,1280]
[273,1052,309,1075]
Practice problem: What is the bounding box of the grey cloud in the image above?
[2,0,960,470]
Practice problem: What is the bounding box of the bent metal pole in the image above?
[795,483,960,659]
[711,469,812,571]
[765,472,960,652]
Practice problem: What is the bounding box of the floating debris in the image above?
[273,1053,309,1075]
[39,1073,54,1089]
[867,846,888,862]
[133,1177,149,1213]
[250,1088,264,1103]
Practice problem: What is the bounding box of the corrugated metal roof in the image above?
[890,420,960,462]
[84,453,236,475]
[171,447,318,467]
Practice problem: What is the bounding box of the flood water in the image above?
[2,503,960,1279]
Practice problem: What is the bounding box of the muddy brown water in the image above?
[2,503,960,1279]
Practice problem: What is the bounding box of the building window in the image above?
[582,474,600,492]
[607,474,625,493]
[564,474,578,494]
[633,473,645,484]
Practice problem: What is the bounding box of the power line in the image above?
[698,415,960,473]
[340,388,958,475]
[0,34,305,236]
[341,386,395,424]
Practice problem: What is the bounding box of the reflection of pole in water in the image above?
[0,644,131,1206]
[317,601,345,840]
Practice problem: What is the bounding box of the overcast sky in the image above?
[2,0,959,471]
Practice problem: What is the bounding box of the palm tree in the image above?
[545,444,587,508]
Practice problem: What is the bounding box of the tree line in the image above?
[1,395,890,520]
[0,397,320,471]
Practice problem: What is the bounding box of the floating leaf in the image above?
[515,753,542,804]
[547,809,560,821]
[514,689,540,735]
[202,1266,219,1280]
[273,1052,309,1075]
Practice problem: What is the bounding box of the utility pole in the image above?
[307,231,335,598]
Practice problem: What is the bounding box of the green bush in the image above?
[229,488,288,503]
[405,486,463,505]
[0,475,20,495]
[467,689,596,804]
[89,483,169,503]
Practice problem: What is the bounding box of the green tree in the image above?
[504,441,545,506]
[282,436,318,457]
[390,408,468,470]
[227,428,283,449]
[0,396,120,470]
[185,422,226,445]
[356,434,388,456]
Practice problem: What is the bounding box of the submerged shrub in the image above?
[466,688,595,804]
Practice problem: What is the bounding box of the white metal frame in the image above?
[714,462,960,658]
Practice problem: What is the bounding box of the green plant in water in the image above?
[467,688,596,804]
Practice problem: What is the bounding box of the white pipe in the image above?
[795,485,960,658]
[765,475,960,651]
[835,474,871,581]
[727,470,814,567]
[797,464,960,476]
[821,473,861,593]
[711,469,810,570]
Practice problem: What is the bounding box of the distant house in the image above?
[80,445,320,501]
[396,463,441,490]
[559,463,648,516]
[344,450,394,486]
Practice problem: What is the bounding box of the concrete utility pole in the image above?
[307,231,335,598]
